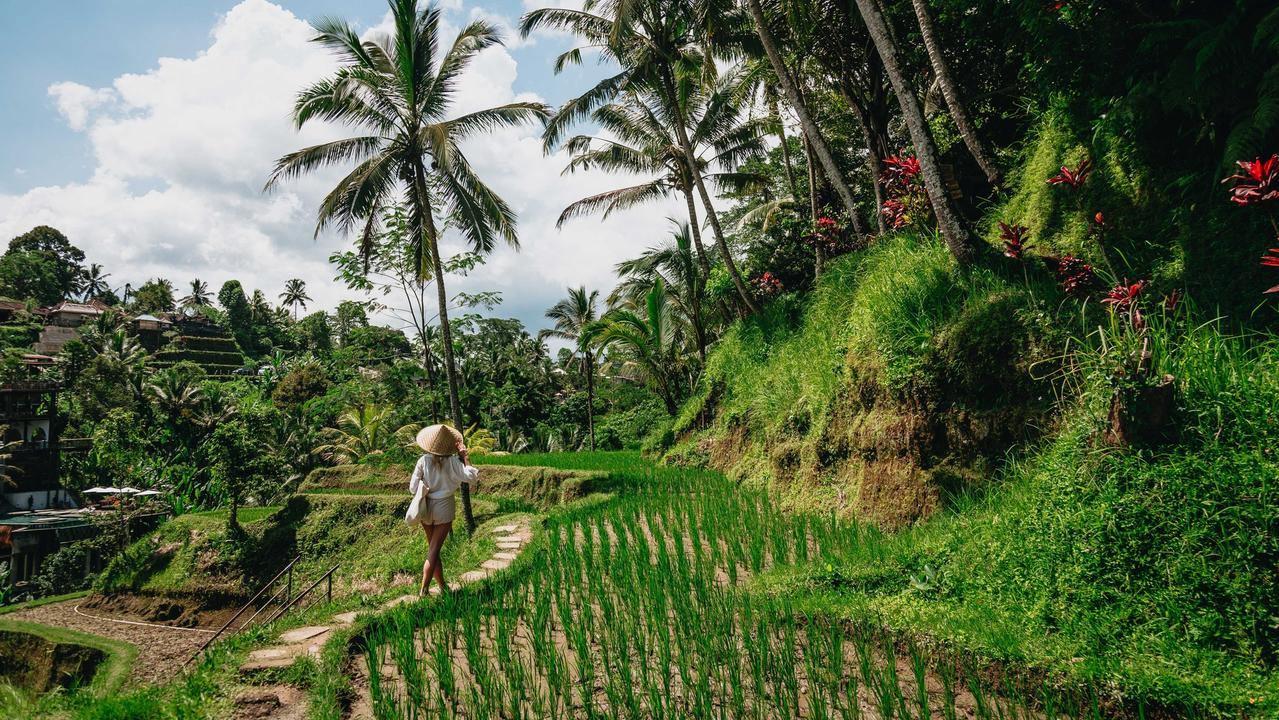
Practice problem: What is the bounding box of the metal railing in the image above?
[185,555,329,666]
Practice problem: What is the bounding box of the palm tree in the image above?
[909,0,1001,187]
[315,403,406,464]
[267,0,549,532]
[744,0,867,235]
[851,0,976,264]
[586,278,686,415]
[542,287,601,450]
[556,76,767,310]
[612,219,708,362]
[181,279,212,309]
[148,370,205,424]
[280,278,312,320]
[0,426,24,490]
[522,0,764,314]
[249,289,273,323]
[78,264,111,302]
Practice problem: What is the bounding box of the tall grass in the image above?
[361,463,1109,719]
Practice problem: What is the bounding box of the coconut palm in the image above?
[0,427,24,490]
[612,219,708,362]
[280,278,312,320]
[522,0,764,314]
[315,403,409,464]
[78,264,111,302]
[585,278,686,415]
[181,279,212,309]
[909,0,1001,186]
[557,74,768,306]
[249,289,273,323]
[148,370,206,424]
[541,287,601,450]
[850,0,976,264]
[268,0,550,532]
[744,0,867,234]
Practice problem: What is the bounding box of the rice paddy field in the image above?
[358,455,1112,720]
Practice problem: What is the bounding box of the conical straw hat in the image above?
[416,424,463,456]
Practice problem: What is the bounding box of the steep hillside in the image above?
[669,110,1279,713]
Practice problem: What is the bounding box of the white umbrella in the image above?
[134,490,163,497]
[83,487,121,494]
[117,487,141,494]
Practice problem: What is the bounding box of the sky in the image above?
[0,0,689,339]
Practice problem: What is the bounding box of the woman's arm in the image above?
[409,456,424,493]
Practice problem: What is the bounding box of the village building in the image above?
[31,300,108,355]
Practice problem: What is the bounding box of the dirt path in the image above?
[7,598,214,685]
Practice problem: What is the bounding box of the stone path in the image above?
[239,521,532,674]
[6,599,211,685]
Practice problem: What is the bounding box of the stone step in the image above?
[492,551,518,561]
[481,558,512,572]
[492,524,519,534]
[495,540,523,549]
[382,594,419,609]
[279,625,329,644]
[332,611,359,625]
[458,570,488,583]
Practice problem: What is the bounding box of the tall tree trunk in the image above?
[661,72,760,314]
[680,184,713,282]
[851,0,977,265]
[768,92,800,200]
[910,0,1002,187]
[415,162,475,533]
[747,0,865,236]
[845,94,888,233]
[805,134,825,277]
[679,185,711,361]
[422,337,440,422]
[584,351,595,451]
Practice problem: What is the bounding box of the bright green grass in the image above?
[0,618,136,694]
[0,590,90,616]
[473,450,647,472]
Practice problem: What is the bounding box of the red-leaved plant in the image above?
[998,222,1032,260]
[1221,155,1279,206]
[1046,159,1093,189]
[1223,154,1279,294]
[880,155,922,189]
[1103,279,1147,328]
[880,198,908,230]
[1057,255,1097,297]
[1261,248,1279,294]
[754,271,783,297]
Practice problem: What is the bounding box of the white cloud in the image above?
[1,0,681,337]
[47,82,117,131]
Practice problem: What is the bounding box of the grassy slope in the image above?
[0,618,136,693]
[671,108,1279,714]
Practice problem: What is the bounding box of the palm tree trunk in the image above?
[910,0,1002,187]
[747,0,865,236]
[681,184,713,281]
[805,134,825,277]
[416,166,475,534]
[852,0,977,265]
[422,339,441,422]
[768,92,800,200]
[584,351,596,451]
[661,70,761,315]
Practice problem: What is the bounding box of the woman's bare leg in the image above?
[428,522,453,592]
[419,523,437,596]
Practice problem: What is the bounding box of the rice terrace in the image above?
[0,0,1276,718]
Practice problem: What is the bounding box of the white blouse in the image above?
[409,454,478,500]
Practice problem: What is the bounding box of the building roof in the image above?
[0,300,46,315]
[45,300,105,316]
[133,313,170,323]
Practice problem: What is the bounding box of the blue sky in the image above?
[0,0,680,336]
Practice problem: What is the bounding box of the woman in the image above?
[405,424,478,596]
